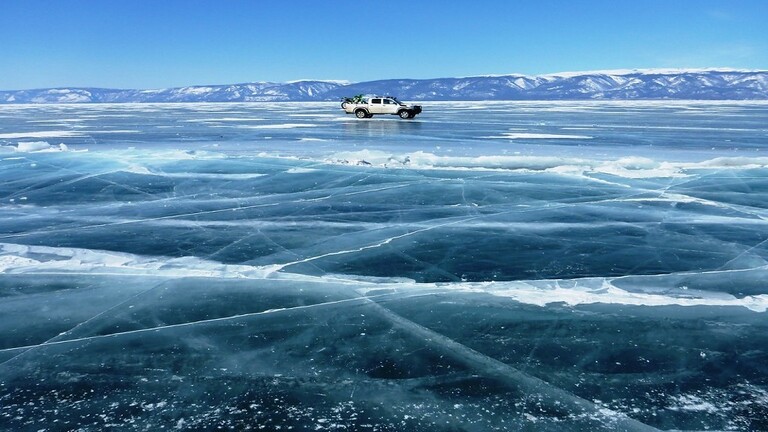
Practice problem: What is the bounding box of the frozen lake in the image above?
[1,101,768,430]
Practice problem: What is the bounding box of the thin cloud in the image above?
[705,9,736,21]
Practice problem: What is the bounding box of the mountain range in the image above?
[2,69,766,103]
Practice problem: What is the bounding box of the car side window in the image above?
[384,99,392,104]
[371,98,382,104]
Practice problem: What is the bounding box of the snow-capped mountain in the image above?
[0,81,344,104]
[1,69,766,103]
[330,69,767,100]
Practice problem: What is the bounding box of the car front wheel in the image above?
[398,110,411,119]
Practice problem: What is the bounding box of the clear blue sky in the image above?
[2,0,767,90]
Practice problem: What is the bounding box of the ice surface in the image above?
[1,101,767,430]
[488,132,593,140]
[0,130,84,139]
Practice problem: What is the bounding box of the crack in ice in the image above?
[361,297,661,431]
[0,293,420,364]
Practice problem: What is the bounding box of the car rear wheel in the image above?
[355,109,367,119]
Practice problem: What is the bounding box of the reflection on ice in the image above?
[1,101,767,430]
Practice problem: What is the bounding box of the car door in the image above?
[382,98,399,114]
[369,98,383,114]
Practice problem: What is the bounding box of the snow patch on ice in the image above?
[286,167,317,174]
[0,243,277,279]
[453,278,768,312]
[121,170,269,180]
[2,242,766,312]
[0,131,83,139]
[5,141,74,153]
[353,275,768,313]
[238,123,318,129]
[181,117,266,123]
[486,132,593,140]
[319,149,768,179]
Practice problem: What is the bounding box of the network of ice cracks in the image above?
[1,101,767,431]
